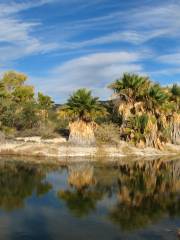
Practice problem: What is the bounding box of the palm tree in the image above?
[170,84,180,110]
[109,73,150,120]
[109,74,150,145]
[146,84,169,114]
[169,84,180,144]
[108,73,176,148]
[59,88,107,145]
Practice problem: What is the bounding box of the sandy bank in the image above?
[0,137,179,160]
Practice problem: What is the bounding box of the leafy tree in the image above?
[38,92,54,110]
[2,71,27,93]
[13,85,34,103]
[0,71,55,134]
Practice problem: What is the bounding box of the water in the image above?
[0,157,179,240]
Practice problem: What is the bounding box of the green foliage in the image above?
[13,85,34,103]
[171,84,180,97]
[0,71,58,136]
[109,73,180,146]
[2,71,27,93]
[59,88,107,122]
[148,84,169,106]
[38,92,54,110]
[0,70,179,146]
[170,84,180,111]
[108,73,150,101]
[133,114,149,134]
[15,102,40,130]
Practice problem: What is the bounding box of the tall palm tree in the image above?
[109,73,176,148]
[146,84,169,114]
[109,74,150,145]
[59,88,107,145]
[109,73,150,103]
[168,84,180,144]
[109,73,150,120]
[170,84,180,110]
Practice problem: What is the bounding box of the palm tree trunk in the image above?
[68,163,94,189]
[171,113,180,144]
[68,120,96,145]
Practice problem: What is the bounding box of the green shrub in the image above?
[4,127,16,138]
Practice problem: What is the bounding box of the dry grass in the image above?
[95,123,120,145]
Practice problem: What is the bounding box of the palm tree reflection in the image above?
[58,159,180,231]
[109,159,180,231]
[58,163,103,217]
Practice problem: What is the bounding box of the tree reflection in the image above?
[59,189,102,217]
[58,163,103,217]
[0,162,52,211]
[109,159,180,231]
[58,159,180,231]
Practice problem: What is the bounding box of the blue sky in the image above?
[0,0,180,102]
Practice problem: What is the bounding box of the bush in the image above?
[15,121,58,139]
[1,126,16,139]
[95,123,120,144]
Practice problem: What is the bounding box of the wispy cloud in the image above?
[0,0,58,64]
[0,0,55,15]
[157,53,180,65]
[30,51,143,102]
[55,1,180,48]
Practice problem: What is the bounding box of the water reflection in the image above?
[58,159,180,231]
[58,163,102,217]
[109,159,180,231]
[0,162,52,211]
[0,158,179,235]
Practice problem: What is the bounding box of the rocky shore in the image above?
[0,136,179,161]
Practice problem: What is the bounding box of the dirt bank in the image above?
[0,137,179,160]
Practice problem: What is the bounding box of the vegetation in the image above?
[58,88,107,145]
[0,71,57,138]
[108,73,180,148]
[0,70,179,149]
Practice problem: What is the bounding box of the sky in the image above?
[0,0,180,103]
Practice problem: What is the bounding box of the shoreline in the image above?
[0,137,179,162]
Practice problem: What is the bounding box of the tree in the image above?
[0,71,54,133]
[170,84,180,110]
[37,92,54,124]
[59,88,107,145]
[2,71,27,94]
[109,73,179,148]
[168,84,180,144]
[38,92,54,110]
[13,85,34,103]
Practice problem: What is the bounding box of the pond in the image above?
[0,157,179,240]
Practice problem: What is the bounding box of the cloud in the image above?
[55,1,180,48]
[30,51,143,102]
[0,0,58,64]
[58,29,170,51]
[0,0,55,15]
[157,53,180,65]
